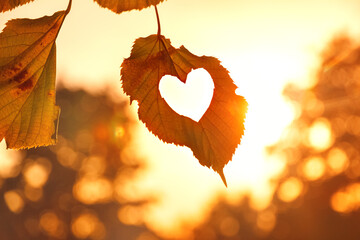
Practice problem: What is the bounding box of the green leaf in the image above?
[0,0,35,13]
[93,0,165,14]
[0,11,67,149]
[121,35,248,186]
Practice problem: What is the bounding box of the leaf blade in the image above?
[121,35,248,185]
[93,0,165,14]
[0,11,66,149]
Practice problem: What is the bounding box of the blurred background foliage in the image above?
[0,87,160,239]
[187,35,360,240]
[2,34,360,240]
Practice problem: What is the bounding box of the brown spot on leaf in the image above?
[6,64,22,78]
[10,89,21,97]
[11,66,20,73]
[47,90,55,97]
[18,78,33,91]
[12,69,28,83]
[11,78,34,97]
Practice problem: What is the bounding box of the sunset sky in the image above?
[2,0,360,238]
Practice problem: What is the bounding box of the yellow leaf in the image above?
[0,0,35,13]
[121,35,248,186]
[0,11,67,149]
[93,0,165,14]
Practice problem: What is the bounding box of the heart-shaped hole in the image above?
[159,68,214,122]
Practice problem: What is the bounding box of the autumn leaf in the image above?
[93,0,165,14]
[121,35,248,186]
[0,10,68,149]
[0,0,35,13]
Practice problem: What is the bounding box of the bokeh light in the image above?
[4,190,24,214]
[307,118,333,151]
[0,143,22,178]
[39,211,66,238]
[327,148,349,175]
[301,157,326,181]
[331,183,360,213]
[56,144,80,169]
[80,156,106,177]
[71,212,106,239]
[73,177,113,204]
[277,177,304,202]
[24,185,43,202]
[23,158,52,188]
[256,209,277,233]
[117,205,144,226]
[219,216,240,237]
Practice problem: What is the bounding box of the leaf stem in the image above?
[65,0,72,15]
[154,5,180,77]
[155,5,161,36]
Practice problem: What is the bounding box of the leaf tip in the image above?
[218,169,227,187]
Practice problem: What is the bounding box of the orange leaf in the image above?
[93,0,165,14]
[121,35,248,186]
[0,0,35,12]
[0,11,67,149]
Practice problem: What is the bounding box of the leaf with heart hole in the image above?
[0,0,35,12]
[121,35,248,186]
[93,0,165,14]
[0,10,68,149]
